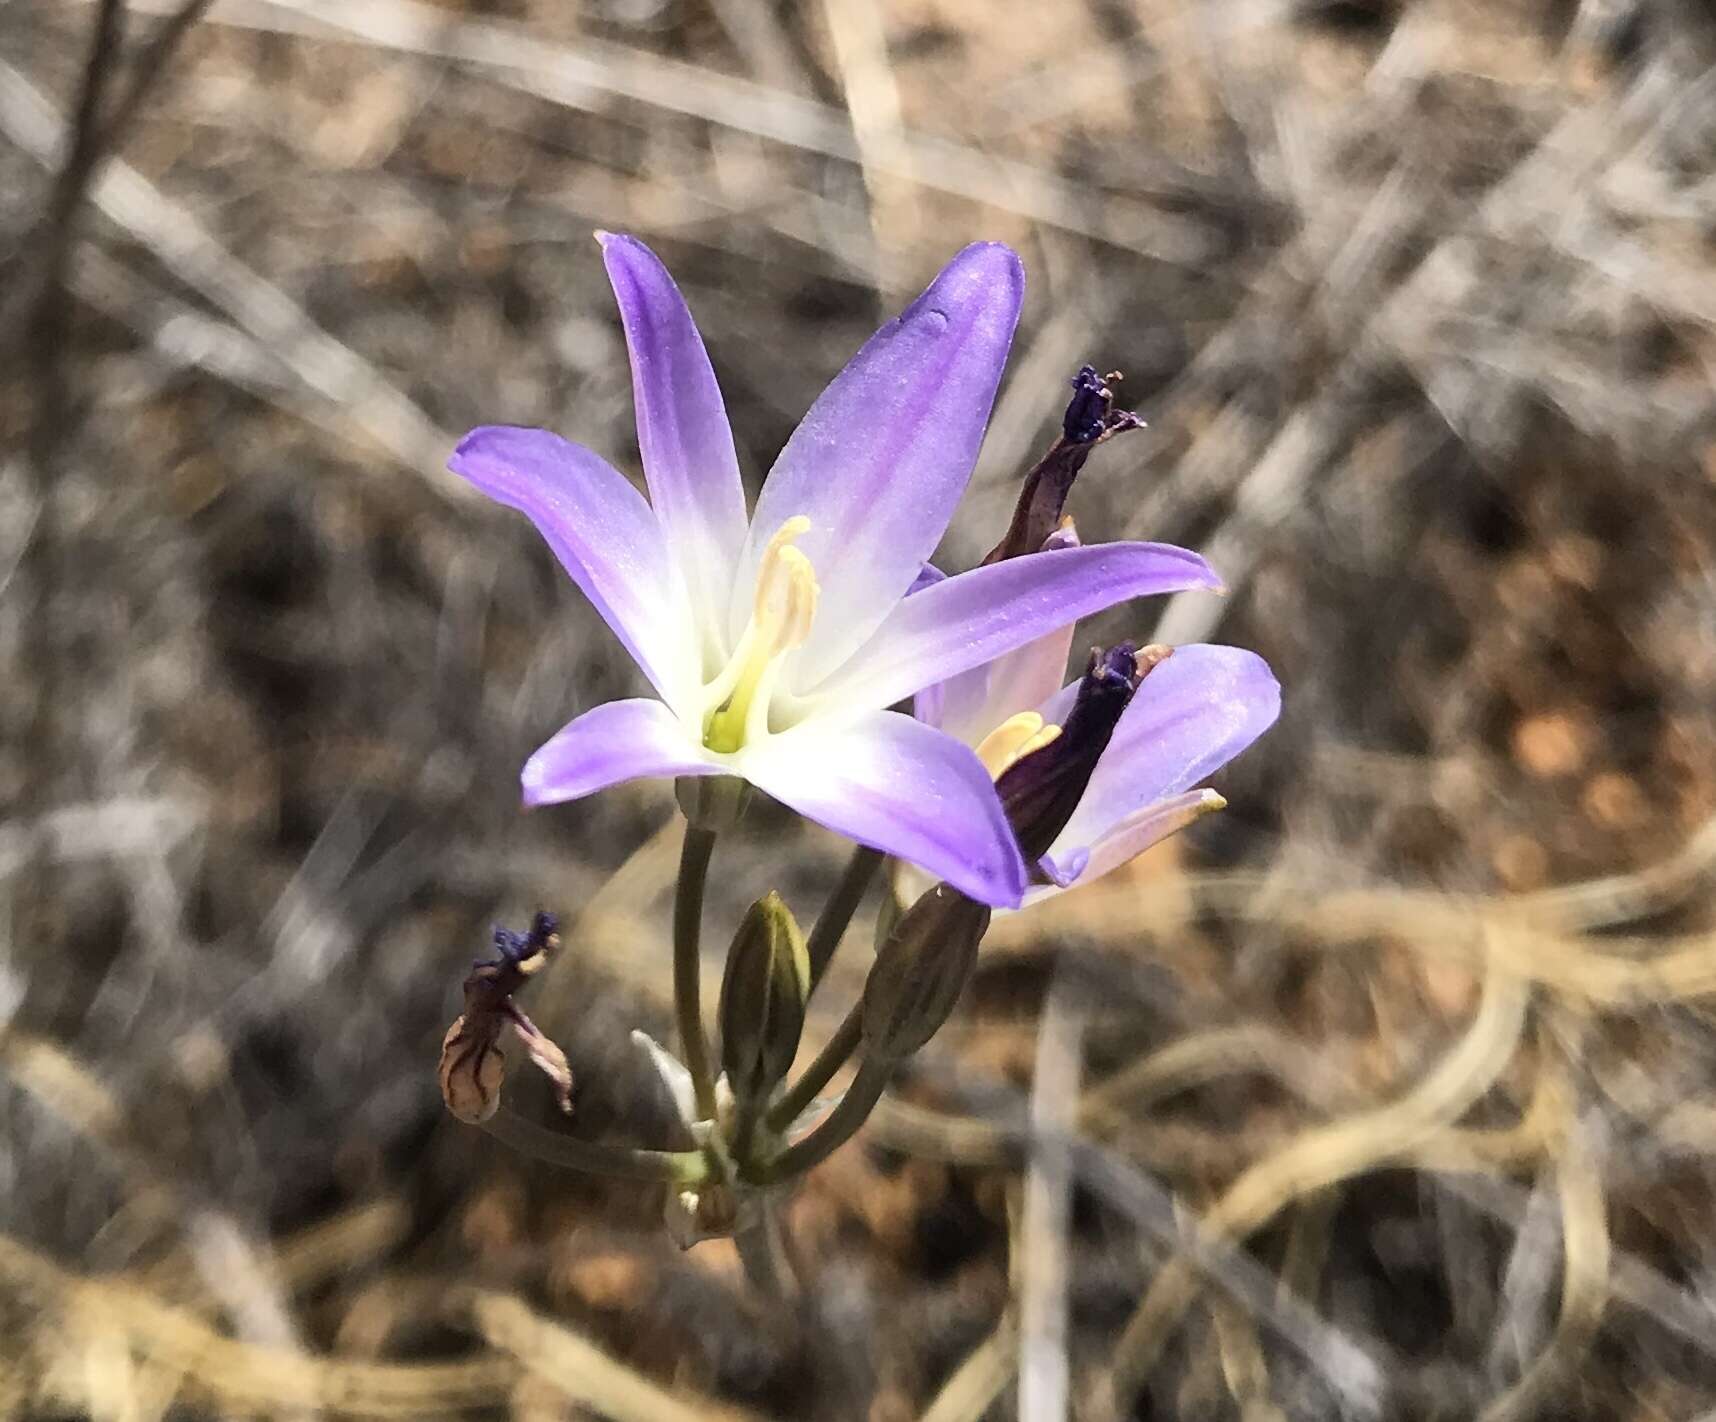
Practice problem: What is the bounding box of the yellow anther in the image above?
[754,548,818,655]
[703,517,819,754]
[974,712,1063,779]
[1015,720,1062,763]
[761,515,812,563]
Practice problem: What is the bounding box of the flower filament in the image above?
[702,517,819,754]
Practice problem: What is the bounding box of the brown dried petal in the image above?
[439,1015,505,1124]
[509,1010,574,1116]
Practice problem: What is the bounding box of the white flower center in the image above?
[702,516,820,753]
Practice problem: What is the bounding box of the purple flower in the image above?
[449,235,1222,907]
[911,595,1280,908]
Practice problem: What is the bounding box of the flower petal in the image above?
[741,710,1027,908]
[820,541,1222,713]
[1025,791,1220,906]
[1052,644,1280,853]
[740,243,1025,688]
[521,698,720,808]
[600,234,749,657]
[450,426,694,706]
[919,624,1077,748]
[907,562,946,595]
[922,519,1087,745]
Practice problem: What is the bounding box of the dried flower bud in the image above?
[437,911,573,1123]
[861,884,991,1061]
[982,365,1144,564]
[718,892,809,1108]
[996,643,1168,864]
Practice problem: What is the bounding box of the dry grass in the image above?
[7,0,1716,1417]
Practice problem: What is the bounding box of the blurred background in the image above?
[6,0,1716,1417]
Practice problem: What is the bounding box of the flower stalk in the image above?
[673,825,720,1123]
[766,1002,863,1135]
[481,1106,709,1184]
[805,843,885,991]
[752,1054,895,1184]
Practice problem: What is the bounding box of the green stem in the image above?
[674,825,720,1121]
[731,1095,761,1168]
[754,1053,893,1183]
[805,845,885,992]
[733,1195,795,1303]
[479,1107,707,1183]
[767,1001,863,1134]
[759,845,883,1140]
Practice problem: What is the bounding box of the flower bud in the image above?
[718,892,810,1107]
[996,643,1168,862]
[982,365,1143,564]
[861,884,991,1061]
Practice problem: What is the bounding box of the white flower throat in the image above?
[701,516,820,753]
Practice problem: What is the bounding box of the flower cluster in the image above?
[436,236,1280,1248]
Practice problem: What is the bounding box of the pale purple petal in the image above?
[740,710,1027,908]
[1036,848,1088,888]
[1025,791,1218,906]
[817,542,1222,713]
[521,698,720,807]
[907,562,946,595]
[450,426,694,705]
[740,244,1025,688]
[600,234,748,655]
[921,624,1077,748]
[923,519,1083,744]
[1052,645,1279,854]
[907,564,952,726]
[1035,676,1080,730]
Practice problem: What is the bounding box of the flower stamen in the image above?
[974,711,1062,779]
[703,517,819,753]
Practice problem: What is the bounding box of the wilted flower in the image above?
[450,236,1220,907]
[981,364,1141,565]
[438,912,574,1123]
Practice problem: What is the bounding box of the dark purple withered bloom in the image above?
[981,364,1142,566]
[449,236,1222,907]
